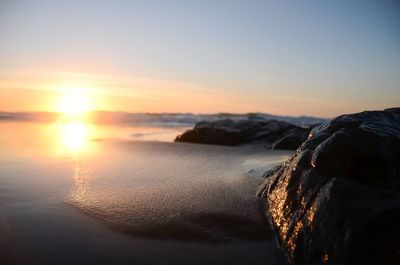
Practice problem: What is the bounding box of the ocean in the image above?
[0,120,291,265]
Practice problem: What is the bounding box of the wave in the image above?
[0,111,327,127]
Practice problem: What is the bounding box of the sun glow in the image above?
[58,93,91,114]
[53,88,96,154]
[59,122,88,152]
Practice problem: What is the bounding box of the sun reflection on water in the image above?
[60,122,88,152]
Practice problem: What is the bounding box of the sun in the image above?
[58,94,91,114]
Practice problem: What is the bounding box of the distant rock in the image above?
[258,108,400,265]
[175,119,311,150]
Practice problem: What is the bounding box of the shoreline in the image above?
[0,122,291,264]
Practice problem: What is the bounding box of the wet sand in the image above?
[0,122,291,265]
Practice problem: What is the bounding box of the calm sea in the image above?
[0,121,290,265]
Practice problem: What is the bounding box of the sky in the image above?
[0,0,399,117]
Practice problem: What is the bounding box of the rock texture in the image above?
[257,108,400,265]
[175,119,310,150]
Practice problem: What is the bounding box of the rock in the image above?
[270,129,308,150]
[175,119,310,150]
[258,108,400,265]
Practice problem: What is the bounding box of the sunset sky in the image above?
[0,0,399,117]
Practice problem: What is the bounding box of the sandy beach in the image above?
[0,121,291,265]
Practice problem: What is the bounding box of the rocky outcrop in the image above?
[258,108,400,265]
[175,119,310,150]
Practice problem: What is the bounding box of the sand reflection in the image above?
[51,118,103,156]
[60,122,88,151]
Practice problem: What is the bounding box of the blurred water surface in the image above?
[0,121,290,265]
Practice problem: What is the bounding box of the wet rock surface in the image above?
[258,108,400,265]
[175,119,310,150]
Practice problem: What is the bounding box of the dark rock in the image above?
[258,108,400,265]
[270,129,309,150]
[175,119,310,150]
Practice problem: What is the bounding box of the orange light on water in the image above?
[60,122,88,151]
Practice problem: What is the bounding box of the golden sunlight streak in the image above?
[60,122,88,151]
